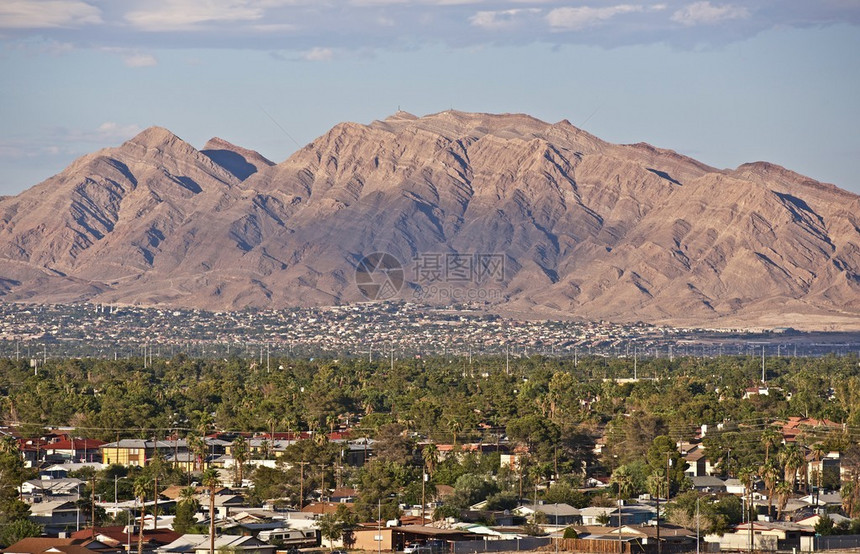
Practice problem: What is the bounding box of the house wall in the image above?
[353,527,393,551]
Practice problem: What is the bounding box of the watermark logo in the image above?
[354,252,405,301]
[354,251,506,302]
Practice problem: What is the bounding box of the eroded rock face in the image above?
[1,110,858,330]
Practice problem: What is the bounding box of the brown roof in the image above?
[301,501,353,514]
[2,539,82,554]
[44,547,95,554]
[70,527,180,546]
[159,484,229,500]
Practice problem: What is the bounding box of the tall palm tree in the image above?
[423,443,439,477]
[759,459,780,519]
[810,443,826,498]
[760,428,781,465]
[178,485,198,507]
[187,434,208,472]
[133,477,149,554]
[231,436,248,487]
[775,481,792,521]
[147,451,167,531]
[779,444,805,492]
[447,418,462,446]
[201,468,221,554]
[0,435,18,454]
[738,467,755,551]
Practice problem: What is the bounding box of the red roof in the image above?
[70,526,180,545]
[2,538,82,554]
[44,438,106,451]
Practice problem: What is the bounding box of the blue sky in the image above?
[1,1,858,196]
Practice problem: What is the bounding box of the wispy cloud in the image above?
[671,1,750,26]
[0,0,102,29]
[470,9,541,30]
[302,46,334,61]
[0,0,857,50]
[125,0,265,31]
[122,53,157,67]
[547,4,644,31]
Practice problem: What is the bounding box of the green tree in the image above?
[646,435,686,496]
[0,519,43,548]
[373,423,414,465]
[133,477,149,554]
[815,514,835,536]
[232,436,249,487]
[174,486,201,534]
[202,468,221,554]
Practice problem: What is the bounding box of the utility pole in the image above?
[656,480,661,554]
[297,461,310,509]
[91,474,96,537]
[421,471,427,525]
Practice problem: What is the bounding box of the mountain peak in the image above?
[1,111,858,330]
[201,137,274,182]
[126,126,183,147]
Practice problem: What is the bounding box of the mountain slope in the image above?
[0,111,858,330]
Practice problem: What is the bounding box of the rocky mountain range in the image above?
[1,110,859,330]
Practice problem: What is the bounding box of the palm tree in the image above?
[147,451,167,531]
[201,468,221,554]
[423,443,439,477]
[760,427,781,465]
[133,477,149,554]
[810,443,826,498]
[0,435,18,454]
[447,418,462,446]
[779,444,805,491]
[187,434,208,472]
[759,459,780,519]
[231,436,248,487]
[738,467,756,552]
[266,416,279,458]
[775,481,792,521]
[178,485,198,506]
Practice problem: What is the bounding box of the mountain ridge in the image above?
[1,111,858,330]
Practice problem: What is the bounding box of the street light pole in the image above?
[696,496,701,554]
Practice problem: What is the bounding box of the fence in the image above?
[801,535,860,552]
[449,537,552,553]
[556,538,696,554]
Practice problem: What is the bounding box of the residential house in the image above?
[579,504,656,527]
[691,476,728,493]
[157,534,277,554]
[28,499,83,535]
[40,462,105,479]
[41,437,105,464]
[706,521,808,552]
[514,503,581,526]
[101,439,167,467]
[69,526,181,552]
[2,538,83,554]
[21,477,82,501]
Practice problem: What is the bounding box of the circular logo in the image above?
[354,252,405,301]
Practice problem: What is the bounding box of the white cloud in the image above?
[671,1,750,26]
[96,122,144,140]
[125,0,265,31]
[123,53,157,67]
[303,46,334,61]
[547,4,643,30]
[470,8,541,30]
[0,0,102,29]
